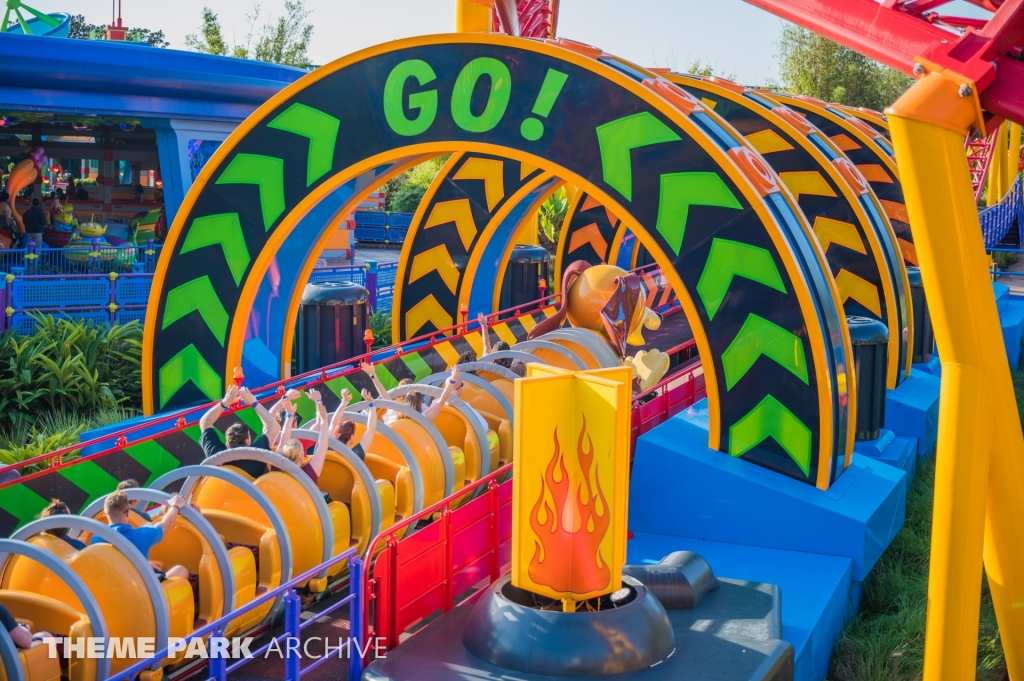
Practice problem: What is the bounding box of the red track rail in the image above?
[0,293,564,485]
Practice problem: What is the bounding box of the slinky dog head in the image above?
[528,261,661,356]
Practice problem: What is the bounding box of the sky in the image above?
[29,0,787,84]
[24,0,994,85]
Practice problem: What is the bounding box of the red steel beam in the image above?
[744,0,1024,126]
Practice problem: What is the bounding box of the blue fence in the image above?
[981,175,1024,248]
[352,211,414,244]
[0,241,163,275]
[1,262,400,335]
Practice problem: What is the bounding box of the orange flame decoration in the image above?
[528,416,611,596]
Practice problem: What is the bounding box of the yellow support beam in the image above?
[887,69,1024,681]
[987,122,1005,207]
[455,0,492,32]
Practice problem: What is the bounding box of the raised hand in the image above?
[223,384,240,405]
[306,388,322,403]
[361,361,375,376]
[361,388,374,402]
[239,387,257,406]
[285,388,302,401]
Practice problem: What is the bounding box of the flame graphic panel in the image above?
[512,365,631,602]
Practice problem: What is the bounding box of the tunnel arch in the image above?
[144,34,851,488]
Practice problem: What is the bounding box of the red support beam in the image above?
[743,0,1024,126]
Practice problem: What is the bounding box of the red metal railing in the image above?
[0,294,562,486]
[359,464,514,657]
[630,352,706,455]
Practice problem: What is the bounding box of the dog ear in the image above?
[599,273,642,357]
[527,260,591,340]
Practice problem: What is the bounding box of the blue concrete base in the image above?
[853,429,917,480]
[995,283,1024,369]
[885,369,940,457]
[628,533,853,681]
[913,355,941,377]
[629,402,907,582]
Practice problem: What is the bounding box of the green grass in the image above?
[828,405,1014,679]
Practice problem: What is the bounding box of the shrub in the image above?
[369,310,392,349]
[0,316,142,431]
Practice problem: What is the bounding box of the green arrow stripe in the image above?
[697,239,786,320]
[401,352,432,381]
[656,172,742,255]
[159,344,222,408]
[376,363,400,390]
[729,395,813,477]
[216,154,286,231]
[268,103,341,187]
[722,314,809,389]
[163,276,230,345]
[59,461,120,508]
[0,484,49,523]
[234,408,265,434]
[596,112,681,201]
[181,214,250,286]
[124,440,182,487]
[324,375,360,403]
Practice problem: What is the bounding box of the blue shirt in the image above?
[91,523,163,559]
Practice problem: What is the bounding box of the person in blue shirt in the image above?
[92,490,189,582]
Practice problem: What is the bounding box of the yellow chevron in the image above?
[835,269,881,317]
[518,314,539,333]
[409,244,460,294]
[425,199,477,250]
[779,171,836,201]
[494,322,518,346]
[405,295,454,338]
[520,162,537,179]
[454,157,505,210]
[700,97,717,110]
[812,217,866,254]
[745,129,794,155]
[464,333,484,356]
[433,340,462,368]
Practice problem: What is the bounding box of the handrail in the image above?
[0,293,561,484]
[104,547,361,681]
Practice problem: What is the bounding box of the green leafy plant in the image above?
[0,407,140,468]
[387,156,451,213]
[369,310,392,350]
[0,316,142,432]
[537,187,569,253]
[993,251,1018,270]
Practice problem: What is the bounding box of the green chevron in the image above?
[376,363,401,390]
[596,112,681,201]
[268,103,341,187]
[697,239,786,320]
[162,276,230,345]
[656,173,742,255]
[181,214,250,286]
[59,461,120,507]
[125,440,182,487]
[0,484,49,523]
[324,374,360,403]
[729,395,812,477]
[159,344,222,408]
[722,314,809,389]
[401,352,432,380]
[216,154,286,230]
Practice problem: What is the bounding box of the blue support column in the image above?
[147,118,237,225]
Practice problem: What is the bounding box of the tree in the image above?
[387,157,450,213]
[777,24,912,110]
[183,8,230,56]
[185,2,314,68]
[68,14,169,47]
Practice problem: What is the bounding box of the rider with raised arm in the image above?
[330,388,378,460]
[198,385,285,478]
[277,389,330,483]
